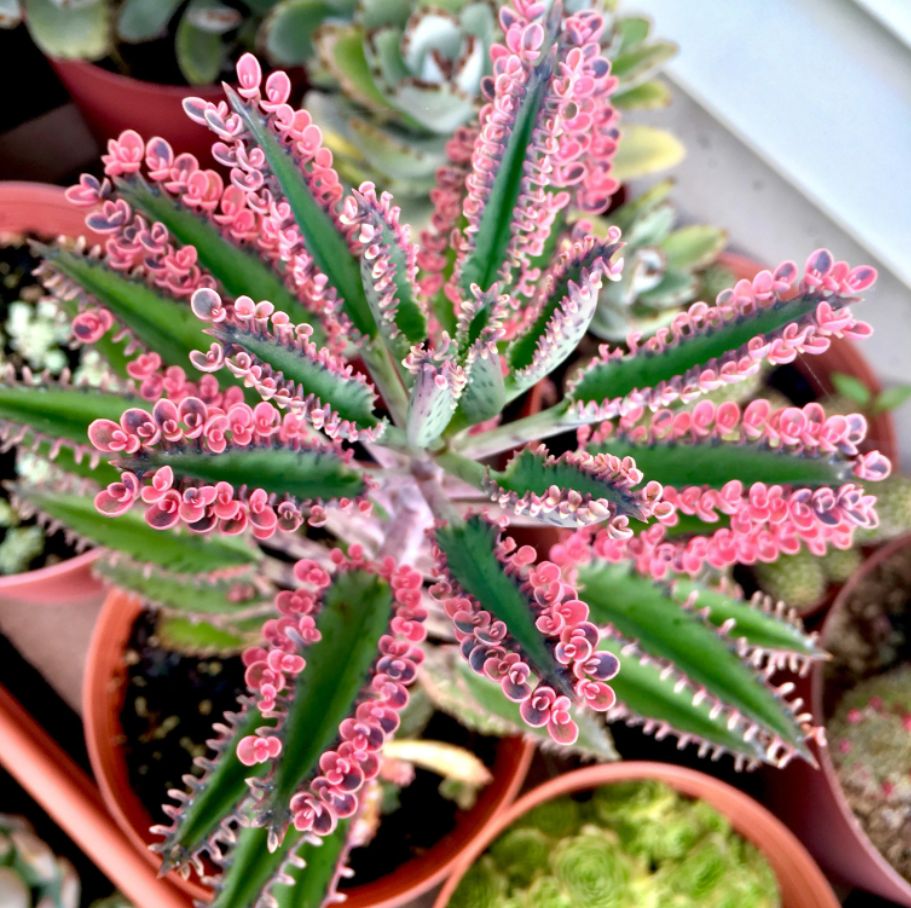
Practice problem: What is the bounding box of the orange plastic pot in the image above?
[769,535,911,905]
[49,59,225,165]
[435,762,839,908]
[84,588,535,906]
[0,182,103,605]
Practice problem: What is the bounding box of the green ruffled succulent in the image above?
[450,782,780,908]
[588,181,727,341]
[0,815,79,908]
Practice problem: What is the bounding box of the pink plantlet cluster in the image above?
[239,549,426,841]
[432,518,619,745]
[568,251,877,422]
[88,397,368,538]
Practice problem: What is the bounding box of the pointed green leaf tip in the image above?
[578,561,817,765]
[434,515,571,697]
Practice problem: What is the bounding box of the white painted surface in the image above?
[635,0,911,290]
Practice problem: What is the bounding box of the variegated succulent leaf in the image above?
[404,345,466,448]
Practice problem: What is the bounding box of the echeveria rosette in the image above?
[0,0,883,902]
[306,0,498,200]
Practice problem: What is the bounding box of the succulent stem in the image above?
[455,400,573,459]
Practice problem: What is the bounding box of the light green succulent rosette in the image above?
[449,854,506,908]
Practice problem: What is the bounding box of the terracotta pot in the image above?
[0,182,102,605]
[435,762,839,908]
[768,535,911,905]
[49,58,225,165]
[84,588,534,905]
[721,252,897,620]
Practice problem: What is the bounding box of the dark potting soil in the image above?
[119,612,502,883]
[0,239,82,574]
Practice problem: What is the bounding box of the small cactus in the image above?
[752,548,828,613]
[857,473,911,545]
[828,665,911,882]
[0,815,80,908]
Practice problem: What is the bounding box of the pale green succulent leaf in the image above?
[612,79,671,110]
[23,0,110,59]
[830,371,872,406]
[873,384,911,413]
[612,124,685,182]
[636,268,697,308]
[661,225,727,272]
[155,614,260,654]
[176,0,229,86]
[262,0,339,66]
[116,0,181,41]
[458,347,505,425]
[611,39,677,90]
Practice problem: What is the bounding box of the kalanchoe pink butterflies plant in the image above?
[0,0,889,903]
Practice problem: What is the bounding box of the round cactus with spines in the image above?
[0,1,890,902]
[828,664,911,882]
[752,548,828,613]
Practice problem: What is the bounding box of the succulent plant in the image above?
[0,1,890,901]
[0,814,80,908]
[307,0,682,204]
[451,781,779,908]
[587,180,727,341]
[1,0,352,86]
[828,664,911,882]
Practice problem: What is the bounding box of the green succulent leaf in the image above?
[176,0,230,86]
[458,346,505,425]
[155,614,260,654]
[406,360,463,448]
[261,567,395,824]
[605,639,768,762]
[587,435,846,488]
[507,241,619,397]
[489,446,649,526]
[116,0,181,41]
[830,371,871,406]
[23,0,110,59]
[225,85,375,336]
[37,245,215,376]
[873,384,911,413]
[661,225,727,272]
[0,383,143,450]
[116,177,317,332]
[14,486,259,573]
[612,79,671,110]
[435,516,572,697]
[94,556,266,616]
[159,702,270,868]
[144,446,367,503]
[212,819,350,908]
[578,561,810,758]
[261,0,338,66]
[611,40,677,89]
[421,646,618,761]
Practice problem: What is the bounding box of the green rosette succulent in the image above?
[307,0,498,200]
[550,826,638,907]
[588,180,727,341]
[0,815,79,908]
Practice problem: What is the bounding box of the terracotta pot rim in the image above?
[48,56,226,99]
[84,588,535,906]
[812,535,911,900]
[0,182,103,598]
[434,761,839,908]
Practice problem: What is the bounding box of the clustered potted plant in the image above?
[0,0,900,905]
